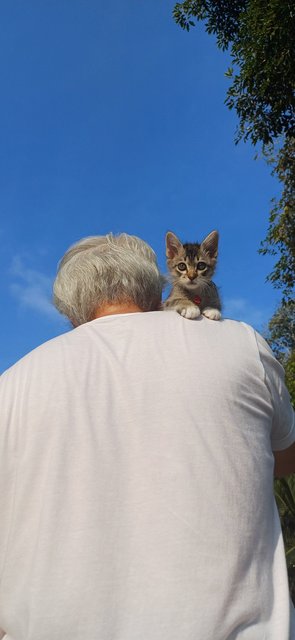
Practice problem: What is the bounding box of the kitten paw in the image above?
[179,305,201,319]
[202,307,221,321]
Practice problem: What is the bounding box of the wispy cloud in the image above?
[9,256,60,321]
[223,297,270,331]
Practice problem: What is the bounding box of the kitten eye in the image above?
[177,262,187,271]
[197,261,207,271]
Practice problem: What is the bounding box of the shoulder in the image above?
[146,311,261,356]
[147,310,257,336]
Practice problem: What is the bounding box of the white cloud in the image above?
[9,256,60,321]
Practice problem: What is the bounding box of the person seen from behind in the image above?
[0,232,294,640]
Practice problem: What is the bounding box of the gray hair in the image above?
[53,233,164,326]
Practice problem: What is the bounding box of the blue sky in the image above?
[0,0,281,371]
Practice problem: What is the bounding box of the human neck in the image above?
[93,302,143,319]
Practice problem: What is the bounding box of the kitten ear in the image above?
[165,232,183,258]
[201,230,219,258]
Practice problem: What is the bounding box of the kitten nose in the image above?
[188,273,196,281]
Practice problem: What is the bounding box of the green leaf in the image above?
[286,546,295,567]
[275,478,295,517]
[225,66,234,78]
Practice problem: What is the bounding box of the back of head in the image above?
[53,233,164,326]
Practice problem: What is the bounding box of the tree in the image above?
[173,0,295,145]
[173,0,295,300]
[259,137,295,301]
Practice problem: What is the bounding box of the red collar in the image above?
[193,295,201,305]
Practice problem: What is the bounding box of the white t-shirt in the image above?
[0,311,294,640]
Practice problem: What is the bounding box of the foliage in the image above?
[266,300,295,403]
[260,138,295,300]
[267,300,295,354]
[173,0,295,145]
[284,351,295,406]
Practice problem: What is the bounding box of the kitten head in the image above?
[165,230,218,291]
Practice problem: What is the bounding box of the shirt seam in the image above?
[251,327,275,419]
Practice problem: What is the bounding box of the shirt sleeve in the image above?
[254,331,295,451]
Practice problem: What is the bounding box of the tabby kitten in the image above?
[164,230,221,320]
